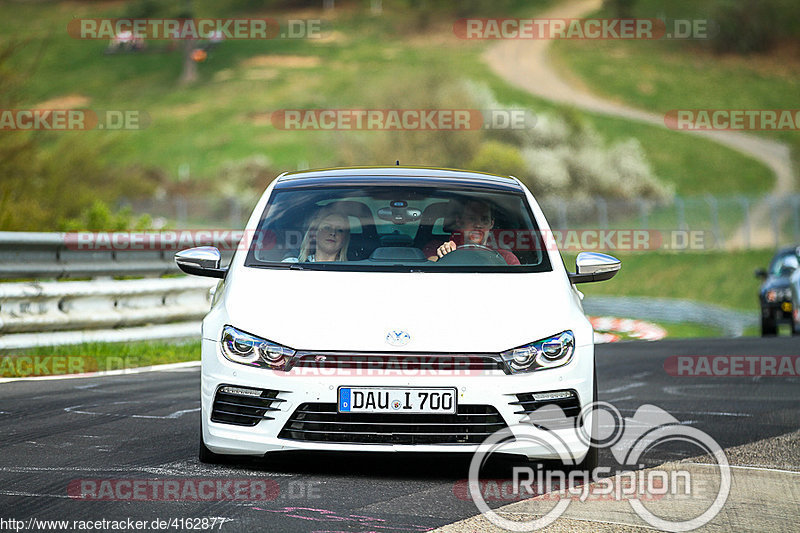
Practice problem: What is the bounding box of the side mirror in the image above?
[754,268,767,279]
[568,252,621,284]
[175,246,227,279]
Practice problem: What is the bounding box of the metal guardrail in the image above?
[582,296,758,337]
[0,277,218,350]
[0,232,181,279]
[0,232,757,349]
[0,231,230,349]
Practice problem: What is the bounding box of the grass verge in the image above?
[0,1,775,198]
[1,340,200,378]
[0,323,723,380]
[657,321,724,339]
[552,1,799,187]
[564,249,772,312]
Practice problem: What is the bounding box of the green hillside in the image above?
[1,0,773,199]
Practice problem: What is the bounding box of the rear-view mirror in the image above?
[568,252,621,284]
[175,246,227,279]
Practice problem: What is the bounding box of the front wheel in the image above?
[575,362,599,474]
[198,427,227,464]
[761,313,777,336]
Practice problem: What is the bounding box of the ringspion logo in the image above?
[469,402,730,531]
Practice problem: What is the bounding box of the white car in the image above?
[175,166,620,466]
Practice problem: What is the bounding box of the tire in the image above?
[574,362,599,475]
[198,427,226,464]
[761,314,777,336]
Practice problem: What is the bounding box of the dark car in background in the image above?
[792,266,800,336]
[756,246,800,336]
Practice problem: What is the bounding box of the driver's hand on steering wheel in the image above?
[428,240,457,262]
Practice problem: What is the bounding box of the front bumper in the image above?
[200,339,594,460]
[762,301,793,321]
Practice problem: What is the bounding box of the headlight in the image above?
[220,325,295,370]
[501,331,575,374]
[766,288,793,302]
[766,290,777,303]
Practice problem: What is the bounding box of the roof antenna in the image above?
[396,160,400,166]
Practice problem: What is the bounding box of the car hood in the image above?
[761,277,792,293]
[217,267,590,353]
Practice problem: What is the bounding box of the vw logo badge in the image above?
[385,330,411,347]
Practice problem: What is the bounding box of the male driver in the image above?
[424,199,520,265]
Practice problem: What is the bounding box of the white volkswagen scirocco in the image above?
[175,167,620,466]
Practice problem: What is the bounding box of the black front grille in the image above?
[291,353,503,372]
[211,385,285,427]
[511,390,581,429]
[279,403,507,445]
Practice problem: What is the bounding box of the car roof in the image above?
[275,166,523,193]
[773,245,800,257]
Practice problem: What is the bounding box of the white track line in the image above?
[0,490,72,499]
[687,463,800,475]
[0,361,200,383]
[494,511,662,531]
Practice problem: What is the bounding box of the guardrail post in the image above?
[675,196,686,231]
[770,196,780,248]
[738,196,751,249]
[175,197,188,225]
[597,197,608,229]
[705,195,723,249]
[229,198,242,229]
[556,203,568,231]
[637,199,648,230]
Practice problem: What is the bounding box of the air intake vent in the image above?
[211,385,285,427]
[279,403,507,445]
[510,389,581,429]
[291,353,503,373]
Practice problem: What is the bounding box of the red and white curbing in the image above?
[590,316,667,343]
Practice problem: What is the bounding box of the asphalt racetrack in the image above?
[1,337,798,532]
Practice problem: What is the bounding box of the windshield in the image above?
[769,250,800,276]
[244,184,552,273]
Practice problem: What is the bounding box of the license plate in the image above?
[338,387,457,414]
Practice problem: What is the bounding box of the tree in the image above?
[178,0,198,85]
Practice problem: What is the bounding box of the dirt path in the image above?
[483,0,794,248]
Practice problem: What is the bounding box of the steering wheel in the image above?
[435,243,507,265]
